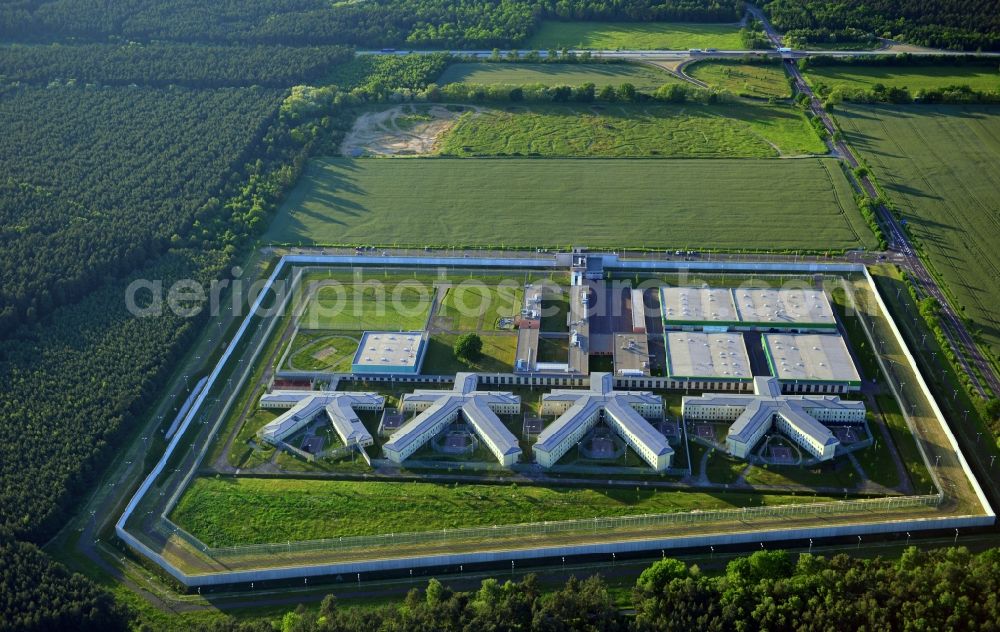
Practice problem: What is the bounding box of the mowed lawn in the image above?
[525,21,743,50]
[834,104,1000,359]
[264,157,876,251]
[171,476,837,546]
[805,64,1000,93]
[437,62,681,91]
[687,60,793,99]
[422,332,518,374]
[437,103,825,157]
[300,283,433,330]
[436,283,523,331]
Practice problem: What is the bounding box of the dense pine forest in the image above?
[0,0,743,48]
[762,0,1000,50]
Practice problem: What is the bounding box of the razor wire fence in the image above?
[183,493,942,562]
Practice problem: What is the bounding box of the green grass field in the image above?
[422,333,518,374]
[525,21,743,51]
[436,62,680,91]
[833,104,1000,359]
[438,103,825,157]
[435,283,523,331]
[171,476,837,546]
[265,157,876,251]
[806,64,1000,93]
[686,60,792,99]
[300,283,433,330]
[285,331,360,372]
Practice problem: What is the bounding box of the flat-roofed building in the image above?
[351,331,427,375]
[631,289,647,333]
[660,287,740,330]
[762,333,862,393]
[258,390,384,449]
[664,332,752,391]
[535,373,672,471]
[732,288,835,331]
[660,287,837,333]
[614,333,651,377]
[384,373,521,466]
[682,376,865,461]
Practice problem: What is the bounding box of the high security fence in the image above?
[198,494,942,562]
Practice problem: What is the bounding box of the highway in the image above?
[358,48,1000,61]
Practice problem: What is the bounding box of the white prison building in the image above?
[682,376,865,461]
[534,373,672,471]
[383,373,522,466]
[258,390,384,449]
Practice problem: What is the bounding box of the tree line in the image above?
[197,546,1000,631]
[762,0,1000,51]
[0,0,744,49]
[0,43,352,88]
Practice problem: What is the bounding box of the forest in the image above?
[762,0,1000,50]
[0,0,743,48]
[0,84,283,337]
[0,43,352,87]
[193,547,1000,631]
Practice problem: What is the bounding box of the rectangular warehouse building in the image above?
[661,287,836,333]
[660,287,740,330]
[351,331,427,375]
[732,288,836,331]
[762,333,862,393]
[664,332,753,391]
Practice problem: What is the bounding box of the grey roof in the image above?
[604,399,673,457]
[684,377,857,449]
[536,373,671,464]
[764,333,862,383]
[384,397,463,454]
[462,398,521,457]
[666,332,752,380]
[325,398,373,446]
[733,288,835,326]
[535,398,603,453]
[384,374,521,461]
[258,391,383,444]
[660,287,739,324]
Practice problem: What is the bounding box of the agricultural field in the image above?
[524,21,743,51]
[436,62,681,91]
[170,476,836,546]
[686,60,793,99]
[805,63,1000,93]
[833,104,1000,360]
[437,103,825,157]
[264,157,877,251]
[299,282,433,330]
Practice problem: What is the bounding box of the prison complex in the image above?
[682,376,866,461]
[258,391,385,449]
[534,373,673,471]
[382,373,522,466]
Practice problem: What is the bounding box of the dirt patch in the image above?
[341,104,484,157]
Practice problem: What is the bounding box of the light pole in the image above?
[906,532,911,546]
[954,528,959,544]
[808,538,813,553]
